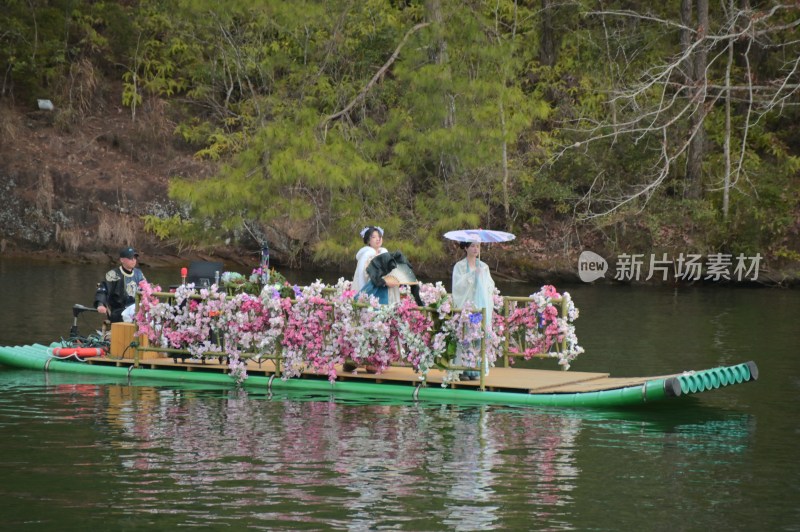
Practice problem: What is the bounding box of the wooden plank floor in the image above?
[87,355,671,393]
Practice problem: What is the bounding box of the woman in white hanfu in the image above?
[353,226,388,293]
[452,239,496,379]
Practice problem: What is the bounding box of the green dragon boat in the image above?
[0,283,759,408]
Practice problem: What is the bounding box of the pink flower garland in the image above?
[280,283,337,380]
[133,279,582,384]
[505,284,583,369]
[394,298,435,373]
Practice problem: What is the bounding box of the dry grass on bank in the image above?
[98,212,137,248]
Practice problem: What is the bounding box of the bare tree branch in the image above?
[549,3,799,219]
[320,22,430,128]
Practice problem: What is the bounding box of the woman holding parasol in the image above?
[446,229,515,379]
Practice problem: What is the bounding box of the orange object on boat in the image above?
[51,347,105,358]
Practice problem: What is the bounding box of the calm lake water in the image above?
[0,258,798,530]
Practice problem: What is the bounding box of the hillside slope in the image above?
[0,100,220,266]
[0,100,579,279]
[1,101,797,285]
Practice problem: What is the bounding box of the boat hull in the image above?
[0,344,757,408]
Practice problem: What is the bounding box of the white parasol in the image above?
[443,229,516,243]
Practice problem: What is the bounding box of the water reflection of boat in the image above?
[100,385,586,528]
[0,343,758,408]
[1,366,759,529]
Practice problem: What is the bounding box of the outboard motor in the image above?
[69,304,99,338]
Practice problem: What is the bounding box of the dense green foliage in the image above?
[3,0,798,267]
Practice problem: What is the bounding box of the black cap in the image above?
[120,247,139,259]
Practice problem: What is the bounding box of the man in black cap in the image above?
[94,247,147,323]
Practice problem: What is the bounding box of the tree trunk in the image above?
[683,0,708,200]
[499,101,510,223]
[723,18,733,221]
[680,0,692,62]
[425,0,456,182]
[426,0,447,65]
[539,0,557,67]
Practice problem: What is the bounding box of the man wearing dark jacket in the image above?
[95,247,146,323]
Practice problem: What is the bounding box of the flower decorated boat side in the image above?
[131,279,585,387]
[0,278,758,408]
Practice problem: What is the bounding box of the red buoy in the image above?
[51,347,105,358]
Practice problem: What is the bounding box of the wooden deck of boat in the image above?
[86,355,674,394]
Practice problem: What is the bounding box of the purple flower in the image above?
[469,312,482,325]
[293,285,303,298]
